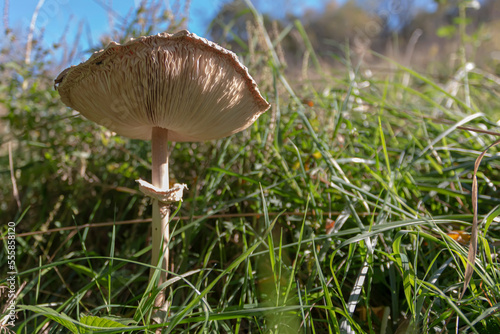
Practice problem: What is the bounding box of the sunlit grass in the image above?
[1,2,500,334]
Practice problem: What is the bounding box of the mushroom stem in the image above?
[151,126,170,307]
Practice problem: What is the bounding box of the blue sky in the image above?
[5,0,329,58]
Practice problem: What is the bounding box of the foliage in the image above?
[1,0,500,333]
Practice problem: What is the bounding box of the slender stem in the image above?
[151,127,170,308]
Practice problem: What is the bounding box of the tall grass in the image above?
[1,1,500,333]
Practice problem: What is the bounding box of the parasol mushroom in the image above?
[54,30,270,310]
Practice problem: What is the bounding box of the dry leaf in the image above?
[460,139,500,299]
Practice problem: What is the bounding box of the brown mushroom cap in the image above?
[54,30,270,141]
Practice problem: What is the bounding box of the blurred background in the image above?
[2,0,499,73]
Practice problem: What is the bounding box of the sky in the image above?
[4,0,329,59]
[3,0,441,64]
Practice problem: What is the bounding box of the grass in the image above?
[2,2,500,334]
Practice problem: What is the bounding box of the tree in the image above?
[303,1,382,57]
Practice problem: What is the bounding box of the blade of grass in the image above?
[165,203,280,332]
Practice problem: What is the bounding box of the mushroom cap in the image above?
[54,30,270,141]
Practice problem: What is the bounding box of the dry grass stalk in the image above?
[25,0,45,66]
[460,138,500,299]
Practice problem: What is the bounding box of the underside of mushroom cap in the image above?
[55,30,270,141]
